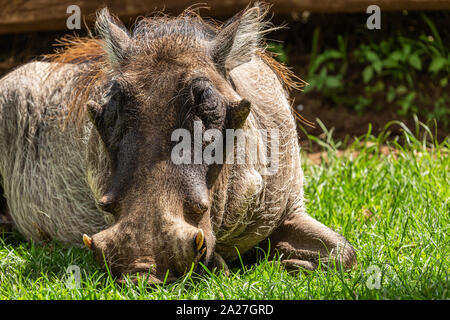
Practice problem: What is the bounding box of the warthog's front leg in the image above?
[264,212,357,272]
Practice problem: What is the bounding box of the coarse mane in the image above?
[45,36,108,127]
[45,7,309,128]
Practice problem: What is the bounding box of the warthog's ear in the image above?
[211,3,270,75]
[95,8,131,69]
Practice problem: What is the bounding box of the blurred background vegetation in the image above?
[0,2,449,149]
[265,10,450,145]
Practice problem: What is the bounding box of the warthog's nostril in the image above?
[186,200,209,215]
[97,195,116,213]
[82,234,92,250]
[185,185,209,215]
[196,201,209,214]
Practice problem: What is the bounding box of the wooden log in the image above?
[1,0,450,34]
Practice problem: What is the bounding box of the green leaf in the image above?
[390,51,403,62]
[396,85,408,95]
[408,54,422,70]
[366,51,380,63]
[314,67,328,90]
[363,66,374,83]
[325,76,341,88]
[397,91,417,116]
[421,13,444,54]
[267,42,288,64]
[383,58,399,69]
[309,49,344,75]
[405,91,416,102]
[323,50,343,60]
[373,61,383,73]
[429,56,447,73]
[402,44,412,56]
[406,73,414,88]
[387,86,396,103]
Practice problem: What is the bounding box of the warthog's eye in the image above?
[87,81,138,150]
[189,78,226,128]
[191,80,213,106]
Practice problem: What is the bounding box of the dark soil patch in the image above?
[291,89,447,152]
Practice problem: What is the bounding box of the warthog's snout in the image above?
[83,219,212,284]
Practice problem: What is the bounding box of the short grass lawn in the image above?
[0,122,448,299]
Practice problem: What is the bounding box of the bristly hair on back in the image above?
[45,3,308,128]
[45,35,108,128]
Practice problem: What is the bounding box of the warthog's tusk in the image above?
[83,234,92,249]
[193,247,207,265]
[195,229,204,251]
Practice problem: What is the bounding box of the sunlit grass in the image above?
[0,120,448,299]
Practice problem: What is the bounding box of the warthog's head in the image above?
[80,4,271,283]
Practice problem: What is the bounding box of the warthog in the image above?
[0,4,356,283]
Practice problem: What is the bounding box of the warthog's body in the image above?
[0,5,355,282]
[0,62,109,241]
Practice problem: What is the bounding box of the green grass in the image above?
[0,121,448,300]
